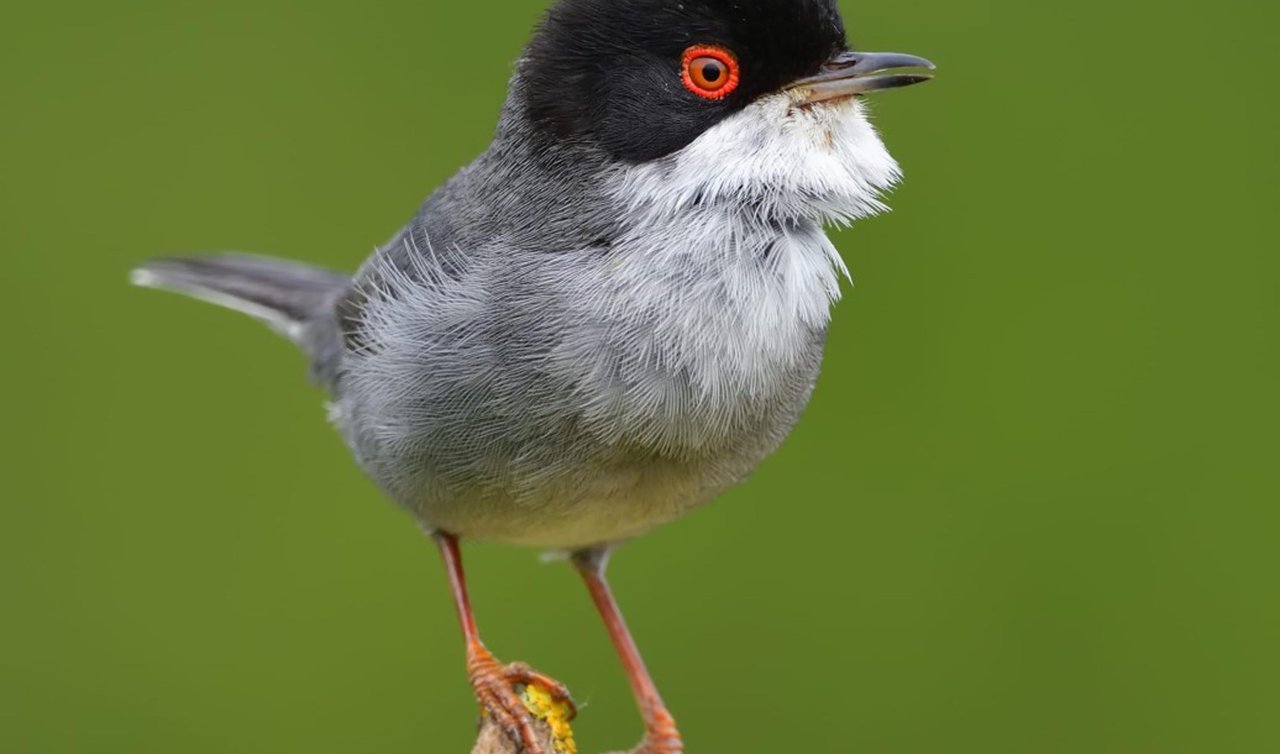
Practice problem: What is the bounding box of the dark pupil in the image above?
[701,62,723,82]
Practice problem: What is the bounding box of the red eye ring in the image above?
[681,45,741,100]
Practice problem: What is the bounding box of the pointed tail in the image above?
[131,253,350,344]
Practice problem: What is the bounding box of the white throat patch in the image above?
[577,94,903,431]
[612,92,902,230]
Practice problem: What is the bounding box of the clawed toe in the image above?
[504,662,578,719]
[472,677,540,752]
[469,650,575,754]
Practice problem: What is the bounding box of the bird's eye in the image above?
[682,46,740,100]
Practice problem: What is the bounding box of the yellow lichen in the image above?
[520,684,578,754]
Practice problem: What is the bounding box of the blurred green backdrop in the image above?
[2,1,1277,752]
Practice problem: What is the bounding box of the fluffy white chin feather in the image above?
[613,91,903,228]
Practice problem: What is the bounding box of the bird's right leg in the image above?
[433,531,576,754]
[573,548,683,754]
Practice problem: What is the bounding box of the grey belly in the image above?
[336,364,820,550]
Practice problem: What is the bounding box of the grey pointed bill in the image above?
[788,51,935,104]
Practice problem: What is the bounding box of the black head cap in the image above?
[521,0,848,163]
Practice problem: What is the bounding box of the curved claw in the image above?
[468,649,575,754]
[504,662,579,721]
[473,673,546,754]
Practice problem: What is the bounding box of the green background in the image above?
[2,0,1276,752]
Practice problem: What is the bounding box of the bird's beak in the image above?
[787,51,935,105]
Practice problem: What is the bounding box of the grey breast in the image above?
[328,103,827,548]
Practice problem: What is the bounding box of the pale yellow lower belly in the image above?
[417,459,733,550]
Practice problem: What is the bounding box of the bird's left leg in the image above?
[433,531,576,754]
[573,548,683,754]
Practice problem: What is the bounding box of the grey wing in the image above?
[329,219,510,499]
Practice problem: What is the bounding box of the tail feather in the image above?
[131,254,350,342]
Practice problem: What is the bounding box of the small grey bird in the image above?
[133,0,933,751]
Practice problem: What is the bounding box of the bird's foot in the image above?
[468,645,577,754]
[608,710,683,754]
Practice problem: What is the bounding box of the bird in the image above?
[132,0,933,752]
